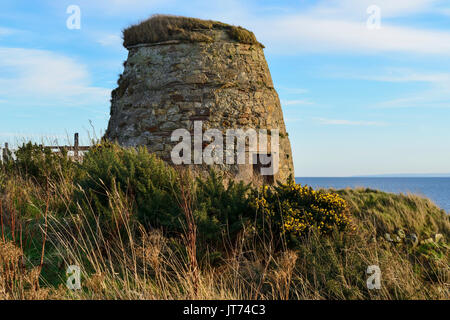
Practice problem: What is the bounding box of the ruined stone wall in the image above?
[106,28,294,183]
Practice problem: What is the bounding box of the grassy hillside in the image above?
[0,142,448,300]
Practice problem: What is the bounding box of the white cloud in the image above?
[0,27,16,36]
[332,68,450,83]
[363,73,450,83]
[375,91,450,109]
[97,34,123,48]
[281,99,313,106]
[0,132,66,139]
[77,0,440,20]
[169,0,450,56]
[284,117,303,123]
[309,0,439,19]
[316,118,387,126]
[73,0,173,15]
[251,15,450,56]
[277,87,309,95]
[48,0,450,56]
[0,47,111,107]
[334,68,450,108]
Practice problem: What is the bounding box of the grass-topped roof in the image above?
[123,15,263,48]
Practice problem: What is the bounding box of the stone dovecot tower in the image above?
[106,15,294,183]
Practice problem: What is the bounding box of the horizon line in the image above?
[296,174,450,178]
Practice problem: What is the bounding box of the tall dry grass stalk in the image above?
[173,169,199,298]
[0,240,51,299]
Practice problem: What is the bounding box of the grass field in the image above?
[0,142,448,300]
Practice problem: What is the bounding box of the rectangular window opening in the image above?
[253,153,274,184]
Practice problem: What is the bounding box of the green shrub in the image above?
[75,142,181,231]
[3,142,76,185]
[194,170,253,245]
[75,144,255,246]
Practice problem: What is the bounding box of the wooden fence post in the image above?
[74,133,79,161]
[2,143,8,162]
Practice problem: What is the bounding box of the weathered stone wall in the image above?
[106,28,294,183]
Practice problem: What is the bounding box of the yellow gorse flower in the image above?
[250,180,352,237]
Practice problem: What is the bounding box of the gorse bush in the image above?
[251,179,353,244]
[194,170,253,245]
[2,142,76,184]
[2,142,353,245]
[75,143,252,244]
[75,142,180,231]
[1,142,352,244]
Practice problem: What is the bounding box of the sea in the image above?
[295,177,450,213]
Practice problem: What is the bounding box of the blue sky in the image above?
[1,0,450,176]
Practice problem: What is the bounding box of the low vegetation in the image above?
[123,14,262,47]
[0,142,448,299]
